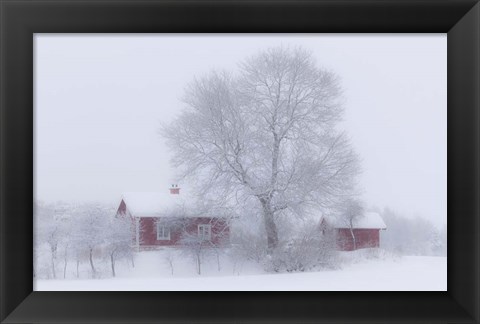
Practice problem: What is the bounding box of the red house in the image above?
[320,212,387,251]
[116,187,230,250]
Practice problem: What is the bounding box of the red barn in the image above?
[116,187,230,250]
[320,212,387,251]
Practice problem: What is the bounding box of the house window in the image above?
[157,224,170,240]
[198,224,211,240]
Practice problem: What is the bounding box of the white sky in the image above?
[34,34,447,226]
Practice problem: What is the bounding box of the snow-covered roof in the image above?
[322,212,387,229]
[121,191,189,217]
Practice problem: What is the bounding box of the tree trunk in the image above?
[89,248,96,275]
[63,246,68,279]
[196,253,201,275]
[349,227,356,250]
[260,199,279,254]
[63,257,68,279]
[264,135,281,255]
[76,259,80,278]
[216,251,221,271]
[110,252,116,277]
[51,247,56,279]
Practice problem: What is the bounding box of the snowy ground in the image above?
[35,249,446,291]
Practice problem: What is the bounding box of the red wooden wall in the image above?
[336,228,380,251]
[138,217,230,248]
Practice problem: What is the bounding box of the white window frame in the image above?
[198,224,211,240]
[156,223,170,241]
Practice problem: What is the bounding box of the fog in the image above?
[34,34,446,226]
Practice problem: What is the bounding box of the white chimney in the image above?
[169,184,180,195]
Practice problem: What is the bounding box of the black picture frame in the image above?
[1,0,479,323]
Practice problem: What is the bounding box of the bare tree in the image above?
[163,46,360,254]
[336,198,364,250]
[35,202,63,279]
[180,233,213,275]
[62,243,69,279]
[70,204,110,277]
[104,213,134,277]
[164,250,175,275]
[35,201,135,279]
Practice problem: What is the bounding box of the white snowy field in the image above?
[35,250,446,291]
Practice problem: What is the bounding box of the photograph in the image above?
[33,34,447,291]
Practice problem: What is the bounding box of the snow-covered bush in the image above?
[380,208,447,256]
[229,212,339,273]
[266,220,338,272]
[227,210,269,266]
[230,228,268,264]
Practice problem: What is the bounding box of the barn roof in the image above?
[121,191,189,217]
[119,190,230,219]
[322,212,387,230]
